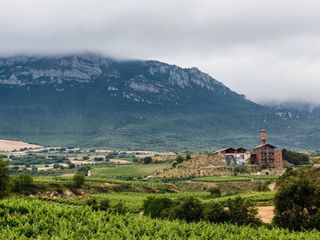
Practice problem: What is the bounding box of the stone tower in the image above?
[260,129,267,145]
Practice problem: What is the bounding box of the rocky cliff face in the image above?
[0,54,245,105]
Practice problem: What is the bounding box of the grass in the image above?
[91,162,172,178]
[193,174,278,182]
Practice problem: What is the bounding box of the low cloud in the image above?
[1,0,320,105]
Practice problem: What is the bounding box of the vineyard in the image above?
[0,197,319,239]
[91,162,172,178]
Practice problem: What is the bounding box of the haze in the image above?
[1,0,320,105]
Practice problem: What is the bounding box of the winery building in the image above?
[214,129,284,168]
[250,129,283,168]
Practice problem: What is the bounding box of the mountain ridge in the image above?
[0,54,318,151]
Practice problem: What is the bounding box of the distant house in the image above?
[214,147,251,165]
[250,130,283,168]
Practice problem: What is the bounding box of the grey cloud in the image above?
[0,0,320,104]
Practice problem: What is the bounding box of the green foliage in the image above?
[143,195,259,225]
[208,186,222,198]
[274,168,320,231]
[203,202,225,223]
[170,197,203,223]
[143,197,173,219]
[0,159,9,198]
[1,197,320,239]
[11,174,34,193]
[143,157,153,164]
[282,149,309,165]
[176,155,184,164]
[255,182,270,192]
[224,197,260,226]
[73,173,85,188]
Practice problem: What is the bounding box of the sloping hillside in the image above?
[157,154,229,178]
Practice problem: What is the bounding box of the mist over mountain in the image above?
[0,54,319,151]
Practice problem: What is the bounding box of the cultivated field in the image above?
[0,139,41,152]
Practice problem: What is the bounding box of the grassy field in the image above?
[193,174,278,182]
[91,162,172,178]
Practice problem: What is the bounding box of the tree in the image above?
[143,197,173,219]
[203,202,225,223]
[273,168,320,230]
[186,154,191,161]
[282,149,309,165]
[143,157,153,164]
[0,159,9,198]
[11,174,33,193]
[176,155,184,164]
[170,197,203,222]
[68,163,76,169]
[73,173,85,188]
[53,163,60,169]
[224,197,260,225]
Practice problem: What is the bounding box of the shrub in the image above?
[73,173,85,188]
[143,157,153,164]
[0,159,9,198]
[86,198,99,211]
[112,201,127,215]
[176,155,184,164]
[99,199,110,211]
[208,187,222,198]
[203,202,225,223]
[256,182,270,192]
[273,168,320,231]
[11,174,33,193]
[68,163,76,169]
[282,149,309,165]
[169,197,203,222]
[224,197,260,225]
[53,163,60,169]
[143,197,173,219]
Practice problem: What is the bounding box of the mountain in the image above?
[0,54,319,151]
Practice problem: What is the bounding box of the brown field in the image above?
[257,206,275,223]
[0,139,41,152]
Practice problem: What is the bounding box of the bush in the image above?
[143,157,153,164]
[208,187,222,198]
[169,197,203,222]
[53,163,60,169]
[99,199,110,211]
[143,197,173,219]
[86,198,99,211]
[73,173,85,188]
[224,197,260,225]
[68,163,76,169]
[11,174,34,193]
[273,168,320,231]
[112,201,127,215]
[255,182,270,192]
[176,155,184,164]
[282,149,309,165]
[203,202,225,223]
[0,159,9,198]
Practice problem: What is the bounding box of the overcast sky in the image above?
[1,0,320,105]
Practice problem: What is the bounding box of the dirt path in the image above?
[257,206,274,223]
